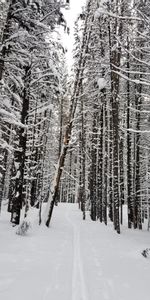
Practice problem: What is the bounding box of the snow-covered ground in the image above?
[0,203,150,300]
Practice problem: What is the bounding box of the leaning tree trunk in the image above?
[45,122,72,227]
[45,0,94,227]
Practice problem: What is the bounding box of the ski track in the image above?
[65,206,89,300]
[1,203,150,300]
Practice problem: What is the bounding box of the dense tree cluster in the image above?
[59,0,150,233]
[1,0,150,234]
[0,0,68,225]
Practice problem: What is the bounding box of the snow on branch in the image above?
[28,104,53,116]
[30,73,55,86]
[113,70,150,87]
[0,109,27,128]
[127,128,150,134]
[95,7,142,21]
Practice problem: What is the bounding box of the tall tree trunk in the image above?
[126,36,133,228]
[98,105,103,223]
[10,65,30,225]
[103,98,107,225]
[90,111,98,221]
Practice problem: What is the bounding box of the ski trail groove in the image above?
[65,208,88,300]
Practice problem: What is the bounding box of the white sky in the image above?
[62,0,86,71]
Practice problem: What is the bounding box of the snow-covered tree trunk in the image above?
[11,65,30,225]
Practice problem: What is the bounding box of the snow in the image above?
[97,77,107,90]
[0,204,150,300]
[94,6,141,22]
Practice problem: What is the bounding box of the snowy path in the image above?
[0,203,150,300]
[66,206,88,300]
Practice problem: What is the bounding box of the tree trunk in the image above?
[11,65,30,225]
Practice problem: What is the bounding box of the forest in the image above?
[0,0,150,236]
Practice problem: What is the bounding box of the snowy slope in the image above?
[0,204,150,300]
